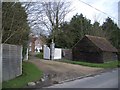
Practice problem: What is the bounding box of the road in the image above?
[47,69,119,88]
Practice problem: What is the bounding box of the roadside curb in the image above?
[58,68,118,84]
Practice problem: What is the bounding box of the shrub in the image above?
[35,53,43,59]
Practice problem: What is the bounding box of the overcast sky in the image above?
[23,0,119,34]
[66,0,119,25]
[19,0,119,25]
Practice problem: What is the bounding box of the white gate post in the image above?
[50,40,55,60]
[118,1,120,28]
[24,48,28,60]
[0,44,2,89]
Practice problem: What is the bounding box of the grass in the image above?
[35,52,43,59]
[2,61,43,88]
[60,59,120,68]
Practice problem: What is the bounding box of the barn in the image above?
[72,35,118,63]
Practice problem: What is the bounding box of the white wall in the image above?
[54,48,62,59]
[43,45,62,60]
[43,45,50,59]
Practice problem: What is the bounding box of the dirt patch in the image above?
[29,59,103,83]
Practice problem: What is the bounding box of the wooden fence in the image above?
[2,44,22,81]
[62,49,72,60]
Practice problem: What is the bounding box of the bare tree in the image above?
[27,0,72,41]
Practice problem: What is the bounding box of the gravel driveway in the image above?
[29,58,103,83]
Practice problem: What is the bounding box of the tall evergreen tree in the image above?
[55,22,75,48]
[91,21,108,38]
[102,17,120,49]
[102,17,120,60]
[54,14,92,48]
[69,14,92,44]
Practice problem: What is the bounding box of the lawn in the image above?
[60,59,120,68]
[2,61,43,88]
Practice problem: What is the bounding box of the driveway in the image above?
[29,58,103,83]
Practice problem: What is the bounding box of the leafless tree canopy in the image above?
[25,1,71,37]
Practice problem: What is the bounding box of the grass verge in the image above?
[60,59,120,68]
[2,61,43,88]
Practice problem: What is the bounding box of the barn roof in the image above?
[84,35,118,52]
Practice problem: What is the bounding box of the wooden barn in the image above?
[72,35,118,63]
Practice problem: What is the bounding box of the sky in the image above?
[65,0,119,25]
[66,0,119,24]
[19,0,119,25]
[4,0,119,25]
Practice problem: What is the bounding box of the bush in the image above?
[35,53,43,59]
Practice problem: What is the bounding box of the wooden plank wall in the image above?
[62,49,72,60]
[2,44,22,81]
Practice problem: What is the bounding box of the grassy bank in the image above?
[2,61,43,88]
[60,60,120,68]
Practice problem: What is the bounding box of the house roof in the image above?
[84,35,118,52]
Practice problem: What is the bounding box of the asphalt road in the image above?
[47,68,119,88]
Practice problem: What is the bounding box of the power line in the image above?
[78,0,120,22]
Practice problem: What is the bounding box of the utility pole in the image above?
[118,1,120,28]
[0,1,2,90]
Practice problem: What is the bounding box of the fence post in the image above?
[20,45,23,75]
[0,32,1,88]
